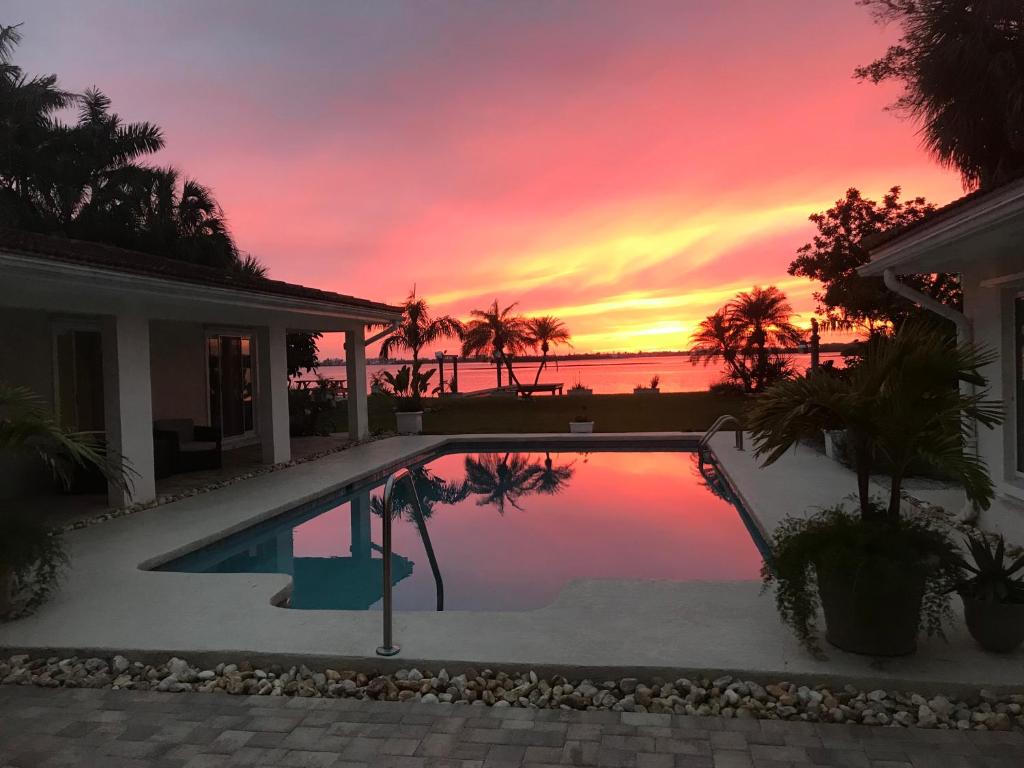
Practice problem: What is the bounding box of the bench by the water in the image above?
[516,382,563,397]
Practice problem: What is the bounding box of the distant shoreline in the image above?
[319,345,853,367]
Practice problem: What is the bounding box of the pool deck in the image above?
[2,432,1023,691]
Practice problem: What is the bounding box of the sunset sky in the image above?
[9,1,964,356]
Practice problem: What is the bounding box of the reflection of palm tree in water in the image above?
[529,452,575,496]
[370,468,468,521]
[463,452,575,513]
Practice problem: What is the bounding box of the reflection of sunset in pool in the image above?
[287,451,763,611]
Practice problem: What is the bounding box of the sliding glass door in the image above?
[53,326,105,431]
[207,333,255,441]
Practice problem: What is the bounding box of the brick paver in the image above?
[1,686,1022,768]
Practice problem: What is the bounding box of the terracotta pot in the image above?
[962,595,1024,653]
[816,561,926,656]
[0,565,14,618]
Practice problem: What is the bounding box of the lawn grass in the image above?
[354,391,749,434]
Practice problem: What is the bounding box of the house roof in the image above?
[866,172,1024,253]
[0,227,402,317]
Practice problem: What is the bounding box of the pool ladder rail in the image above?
[698,414,744,452]
[376,467,444,657]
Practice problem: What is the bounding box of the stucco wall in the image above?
[961,251,1024,538]
[149,321,209,426]
[0,307,56,498]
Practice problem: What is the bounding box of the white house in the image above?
[861,177,1024,534]
[0,228,401,508]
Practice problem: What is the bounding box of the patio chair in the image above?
[153,419,222,478]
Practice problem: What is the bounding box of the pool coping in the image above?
[3,432,1024,693]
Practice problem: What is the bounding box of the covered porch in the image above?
[0,229,401,510]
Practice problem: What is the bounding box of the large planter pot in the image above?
[569,421,594,434]
[395,411,423,435]
[962,595,1024,653]
[633,387,660,395]
[816,560,926,656]
[0,565,14,618]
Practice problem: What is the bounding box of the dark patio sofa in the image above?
[153,419,222,479]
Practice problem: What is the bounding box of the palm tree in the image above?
[690,310,751,391]
[463,453,540,513]
[856,1,1024,189]
[526,316,572,386]
[747,322,1003,520]
[0,383,132,492]
[461,300,530,388]
[379,288,464,368]
[727,286,804,391]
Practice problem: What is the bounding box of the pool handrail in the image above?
[699,414,744,451]
[376,467,444,657]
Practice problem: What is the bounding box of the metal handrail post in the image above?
[375,469,406,656]
[698,414,744,451]
[375,467,446,656]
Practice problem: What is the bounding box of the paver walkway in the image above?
[1,687,1023,768]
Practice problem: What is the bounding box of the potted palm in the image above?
[954,533,1024,653]
[0,383,130,617]
[569,406,594,433]
[633,375,661,395]
[747,323,1002,656]
[375,363,436,434]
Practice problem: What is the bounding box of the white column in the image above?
[257,324,291,464]
[102,313,155,507]
[345,327,369,441]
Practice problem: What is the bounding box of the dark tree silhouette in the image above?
[788,187,960,333]
[856,0,1024,190]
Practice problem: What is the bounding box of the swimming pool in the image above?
[159,446,767,611]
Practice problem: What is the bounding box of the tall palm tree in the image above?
[379,288,464,368]
[727,286,804,392]
[461,300,530,388]
[856,1,1024,189]
[689,310,751,391]
[747,322,1003,519]
[526,316,572,386]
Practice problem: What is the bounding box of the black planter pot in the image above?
[816,561,927,656]
[962,595,1024,653]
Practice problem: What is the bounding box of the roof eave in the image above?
[861,179,1024,276]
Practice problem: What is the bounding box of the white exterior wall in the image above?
[962,252,1024,538]
[149,321,208,425]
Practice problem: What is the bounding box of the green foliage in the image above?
[788,187,960,332]
[525,316,572,386]
[0,382,133,493]
[287,377,341,437]
[286,332,322,379]
[0,509,68,618]
[379,288,464,365]
[462,300,531,387]
[764,504,961,656]
[856,1,1024,189]
[690,286,803,393]
[372,363,435,411]
[954,532,1024,604]
[0,23,264,275]
[748,322,1003,519]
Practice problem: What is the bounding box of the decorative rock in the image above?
[619,677,638,694]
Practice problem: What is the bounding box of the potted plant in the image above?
[0,383,130,617]
[953,532,1024,653]
[748,323,1003,657]
[374,363,436,434]
[633,375,661,395]
[567,373,592,396]
[569,406,594,433]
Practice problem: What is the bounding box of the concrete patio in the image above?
[1,433,1023,692]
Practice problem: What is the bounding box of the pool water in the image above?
[160,449,766,611]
